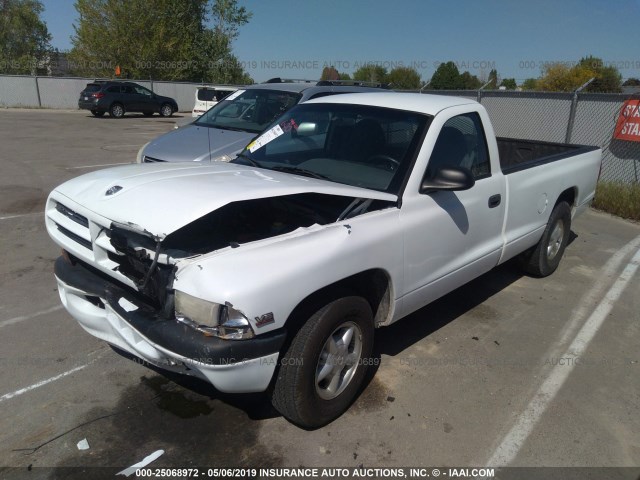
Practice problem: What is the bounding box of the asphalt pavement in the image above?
[0,109,638,479]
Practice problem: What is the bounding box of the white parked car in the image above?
[191,85,238,117]
[46,93,601,428]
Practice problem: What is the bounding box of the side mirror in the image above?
[420,166,475,194]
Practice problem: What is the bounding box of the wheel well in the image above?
[284,269,392,338]
[556,187,577,209]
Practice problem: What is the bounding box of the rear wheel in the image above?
[159,103,173,117]
[90,110,105,117]
[520,201,572,277]
[109,103,125,118]
[272,296,374,428]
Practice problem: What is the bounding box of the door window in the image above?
[426,112,490,180]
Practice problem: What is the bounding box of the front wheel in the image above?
[159,103,173,117]
[519,201,572,277]
[272,296,374,428]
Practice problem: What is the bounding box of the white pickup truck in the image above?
[46,93,601,428]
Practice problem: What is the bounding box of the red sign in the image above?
[613,99,640,141]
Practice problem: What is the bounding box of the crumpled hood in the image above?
[53,162,397,238]
[142,124,253,162]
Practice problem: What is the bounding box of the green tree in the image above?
[69,0,252,83]
[430,61,461,89]
[353,64,387,83]
[500,78,517,90]
[386,67,421,90]
[623,78,640,86]
[578,56,621,92]
[460,71,481,89]
[338,72,351,80]
[0,0,52,74]
[486,68,499,89]
[211,0,251,41]
[537,62,595,92]
[320,66,340,81]
[535,56,622,93]
[521,78,538,90]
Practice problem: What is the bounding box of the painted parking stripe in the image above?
[556,233,640,348]
[0,363,90,403]
[0,305,63,329]
[485,245,640,467]
[66,162,130,170]
[0,211,43,221]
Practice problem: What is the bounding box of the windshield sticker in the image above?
[249,124,284,152]
[280,118,298,133]
[224,89,245,101]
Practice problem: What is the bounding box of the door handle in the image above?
[488,194,501,208]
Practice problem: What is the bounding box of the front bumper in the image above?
[54,256,286,393]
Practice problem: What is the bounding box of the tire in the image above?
[520,201,572,277]
[143,111,153,117]
[90,110,105,117]
[159,103,173,117]
[109,103,125,118]
[272,296,374,428]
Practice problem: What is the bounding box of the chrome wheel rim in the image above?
[113,105,123,117]
[315,321,362,400]
[547,220,565,261]
[161,105,171,116]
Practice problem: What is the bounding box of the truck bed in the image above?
[497,137,600,174]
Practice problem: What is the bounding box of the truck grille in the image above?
[56,224,92,250]
[55,202,89,227]
[46,196,136,289]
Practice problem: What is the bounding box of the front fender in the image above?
[172,209,403,334]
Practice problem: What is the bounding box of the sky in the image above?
[41,0,640,84]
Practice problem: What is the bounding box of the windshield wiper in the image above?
[215,125,246,132]
[233,153,264,168]
[271,166,331,180]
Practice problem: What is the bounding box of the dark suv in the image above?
[78,81,179,118]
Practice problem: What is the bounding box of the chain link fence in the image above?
[423,89,639,184]
[0,74,638,184]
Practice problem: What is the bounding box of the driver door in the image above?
[400,112,506,316]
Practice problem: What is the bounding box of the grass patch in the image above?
[592,181,640,221]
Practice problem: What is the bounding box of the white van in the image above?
[192,86,239,117]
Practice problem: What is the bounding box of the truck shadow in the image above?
[111,346,280,421]
[373,258,524,359]
[373,231,578,360]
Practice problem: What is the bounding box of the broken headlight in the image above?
[174,290,255,340]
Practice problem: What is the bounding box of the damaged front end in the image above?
[99,192,394,340]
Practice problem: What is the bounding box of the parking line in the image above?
[0,363,90,403]
[0,305,63,329]
[66,162,130,170]
[485,245,640,467]
[0,211,43,221]
[557,233,640,347]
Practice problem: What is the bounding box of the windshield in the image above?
[195,89,301,133]
[231,103,430,194]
